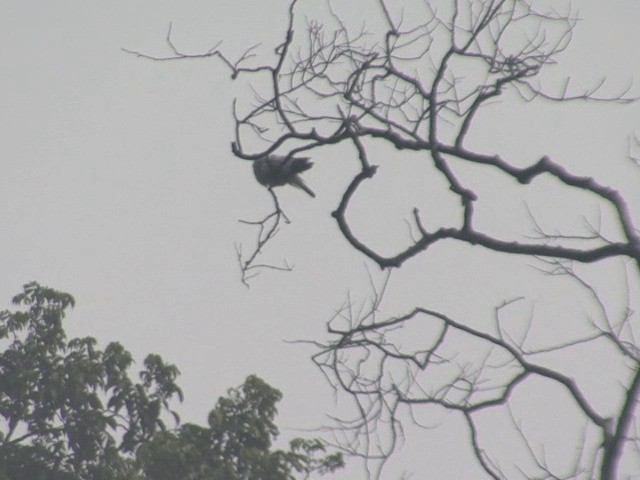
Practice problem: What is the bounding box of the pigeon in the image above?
[252,155,315,198]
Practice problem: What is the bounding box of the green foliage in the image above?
[137,375,344,479]
[0,282,181,479]
[0,283,343,479]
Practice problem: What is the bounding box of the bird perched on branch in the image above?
[252,155,315,198]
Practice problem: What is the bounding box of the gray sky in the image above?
[1,1,640,478]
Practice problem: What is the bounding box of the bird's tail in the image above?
[289,157,313,174]
[290,176,316,198]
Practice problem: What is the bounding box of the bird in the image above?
[252,154,315,198]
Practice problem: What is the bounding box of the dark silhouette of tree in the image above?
[137,375,343,480]
[0,281,181,479]
[0,283,343,479]
[125,0,639,478]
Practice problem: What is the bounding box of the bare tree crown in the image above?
[126,1,639,478]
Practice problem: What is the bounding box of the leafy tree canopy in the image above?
[137,375,344,480]
[0,283,343,480]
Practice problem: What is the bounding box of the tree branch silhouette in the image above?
[128,0,639,476]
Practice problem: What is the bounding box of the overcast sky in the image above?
[2,1,640,478]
